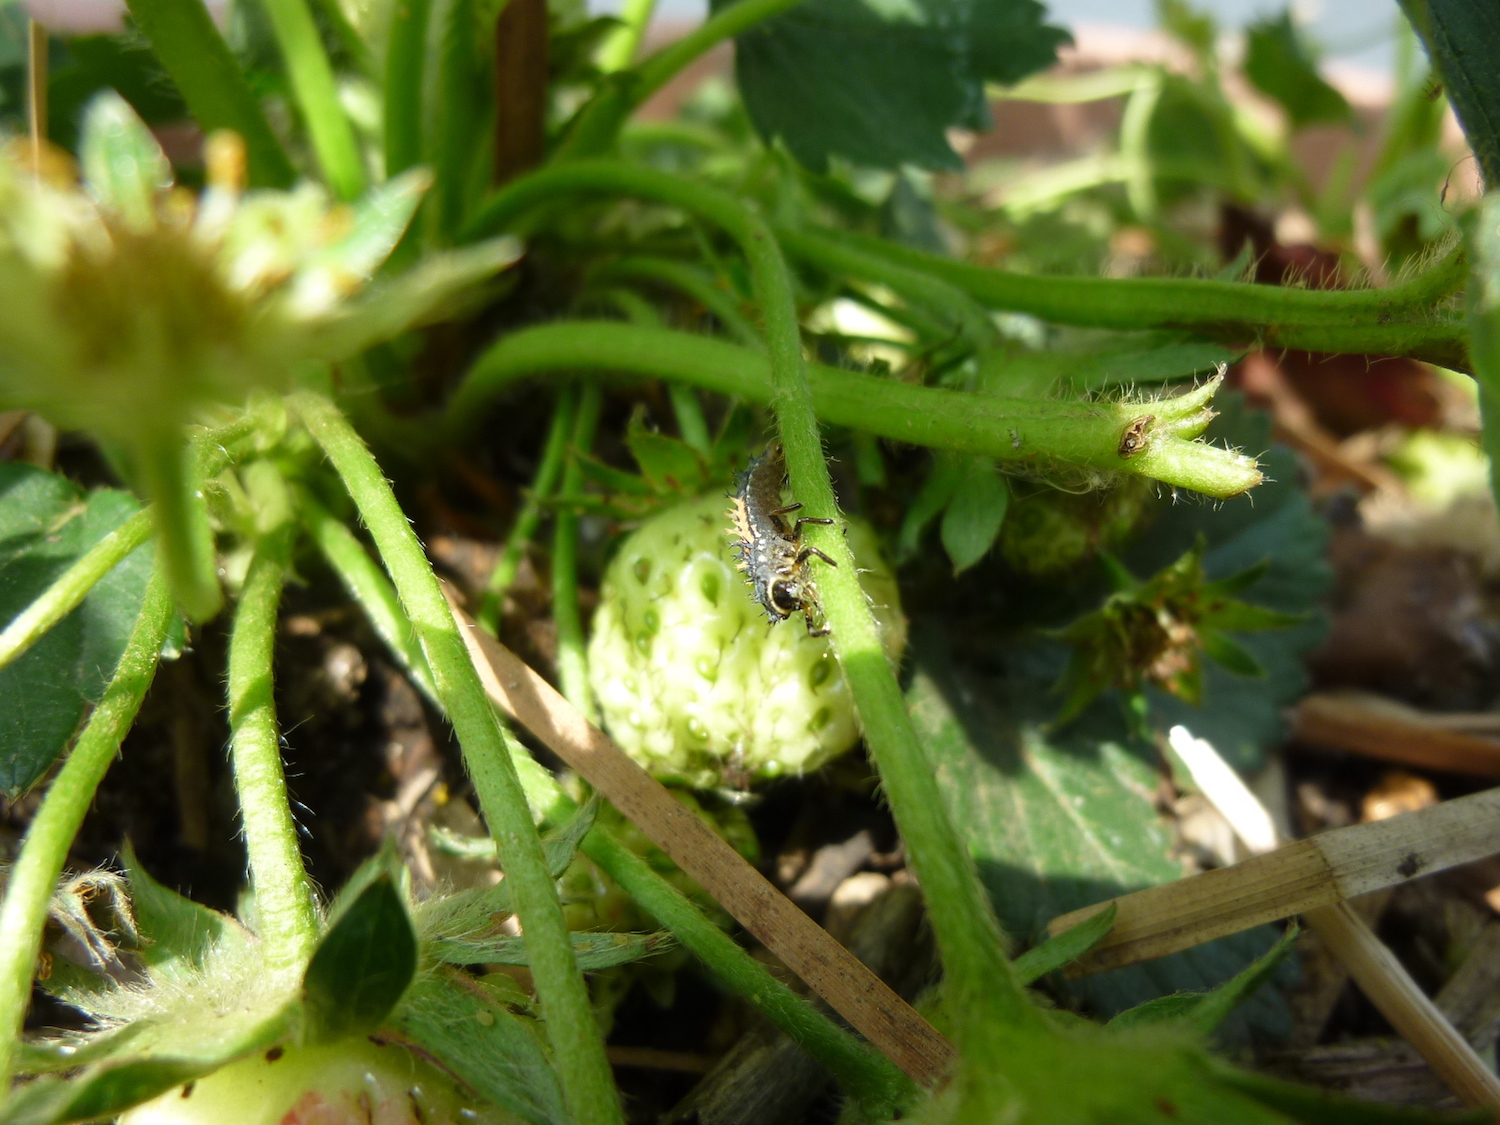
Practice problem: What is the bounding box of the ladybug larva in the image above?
[587,491,905,789]
[726,441,837,636]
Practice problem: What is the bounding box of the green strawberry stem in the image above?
[478,387,577,634]
[301,489,437,699]
[553,381,604,720]
[814,226,1469,367]
[227,463,319,971]
[0,565,174,1085]
[304,495,917,1114]
[774,224,1000,354]
[0,508,154,674]
[722,183,1041,1055]
[448,319,1262,498]
[456,158,1040,1064]
[137,432,223,624]
[290,390,624,1125]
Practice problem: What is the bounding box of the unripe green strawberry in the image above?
[119,1038,516,1125]
[999,478,1152,577]
[588,494,905,788]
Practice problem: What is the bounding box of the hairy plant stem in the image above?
[554,382,604,720]
[550,0,807,160]
[301,489,438,700]
[457,156,1037,1070]
[774,225,1000,353]
[305,511,915,1114]
[448,320,1261,497]
[0,508,153,674]
[227,465,318,971]
[289,390,623,1125]
[0,566,173,1084]
[137,431,222,624]
[695,173,1039,1061]
[596,256,763,348]
[260,0,366,199]
[818,227,1470,367]
[477,389,576,634]
[123,0,295,188]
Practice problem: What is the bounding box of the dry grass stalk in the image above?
[1080,728,1500,1109]
[1292,692,1500,777]
[1303,901,1500,1109]
[1048,782,1500,973]
[444,592,958,1085]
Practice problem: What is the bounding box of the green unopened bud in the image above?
[588,494,906,788]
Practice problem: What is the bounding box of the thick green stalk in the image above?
[594,0,657,73]
[773,225,1000,354]
[306,512,914,1114]
[456,156,1035,1054]
[553,382,603,720]
[706,173,1035,1052]
[818,227,1470,367]
[596,256,763,348]
[227,466,318,970]
[260,0,367,199]
[0,567,173,1084]
[553,0,807,160]
[385,0,433,177]
[0,508,153,674]
[123,0,296,188]
[136,431,222,624]
[477,389,576,634]
[289,391,623,1125]
[448,320,1262,498]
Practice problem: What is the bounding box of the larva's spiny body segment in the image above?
[727,441,836,634]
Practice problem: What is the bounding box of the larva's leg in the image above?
[770,503,803,517]
[796,546,837,567]
[791,516,835,539]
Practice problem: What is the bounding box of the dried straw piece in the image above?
[1304,900,1500,1108]
[444,593,958,1086]
[1292,692,1500,777]
[1049,783,1500,974]
[1068,727,1500,1110]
